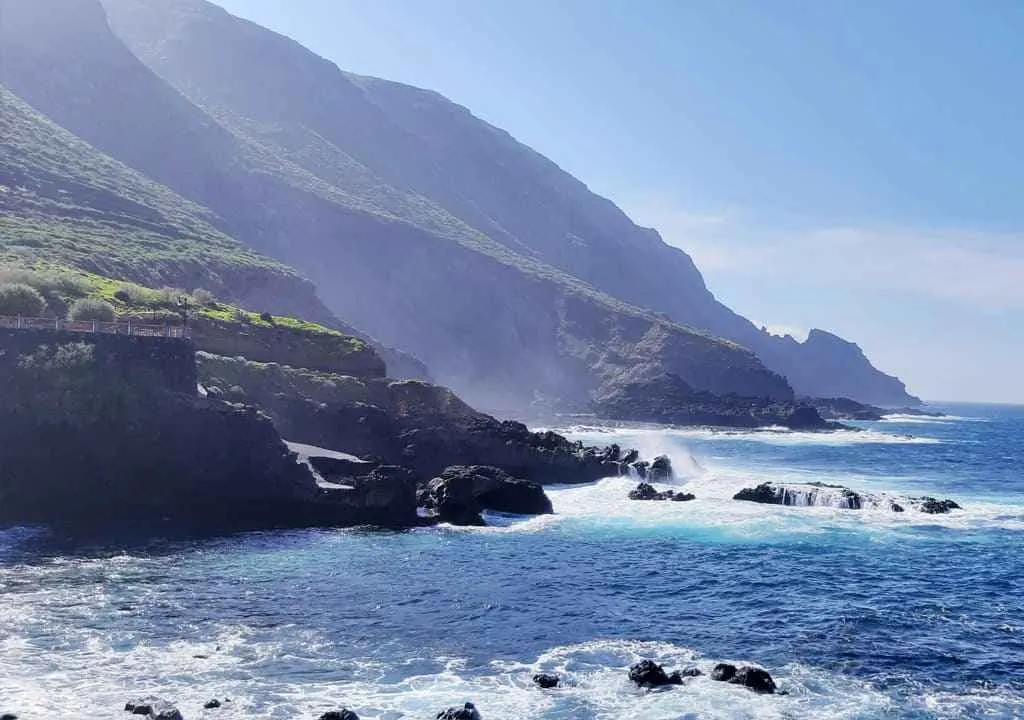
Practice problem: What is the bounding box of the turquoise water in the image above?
[1,403,1022,718]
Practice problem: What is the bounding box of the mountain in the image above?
[0,85,330,322]
[0,0,914,413]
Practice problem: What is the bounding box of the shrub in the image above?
[191,288,216,306]
[67,298,116,322]
[0,283,46,316]
[259,311,274,324]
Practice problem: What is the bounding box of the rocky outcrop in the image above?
[124,699,183,720]
[198,354,629,485]
[0,336,417,532]
[917,497,962,514]
[436,703,482,720]
[733,482,960,514]
[628,483,696,502]
[419,466,553,526]
[710,664,776,694]
[594,373,841,430]
[627,660,699,688]
[318,711,360,720]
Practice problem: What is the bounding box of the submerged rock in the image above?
[203,699,221,709]
[628,483,695,502]
[318,711,359,720]
[628,659,685,688]
[421,465,553,526]
[436,703,482,720]
[532,673,560,689]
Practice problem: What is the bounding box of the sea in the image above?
[1,402,1022,719]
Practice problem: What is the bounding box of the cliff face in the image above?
[0,332,417,530]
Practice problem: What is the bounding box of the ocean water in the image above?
[1,403,1022,719]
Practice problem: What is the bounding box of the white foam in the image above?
[6,628,1019,720]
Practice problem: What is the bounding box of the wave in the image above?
[4,629,1016,719]
[551,424,943,448]
[545,474,1024,539]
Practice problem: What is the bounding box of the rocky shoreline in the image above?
[6,653,778,719]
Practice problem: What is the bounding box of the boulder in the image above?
[648,455,673,481]
[710,663,737,682]
[710,664,777,694]
[2,714,18,720]
[203,699,221,709]
[733,667,777,694]
[917,497,961,514]
[733,484,778,504]
[421,466,553,525]
[630,461,649,479]
[628,659,684,688]
[436,703,481,720]
[628,483,695,502]
[123,699,183,720]
[318,711,359,720]
[532,673,560,689]
[621,449,639,464]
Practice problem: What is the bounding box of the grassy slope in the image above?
[0,87,287,288]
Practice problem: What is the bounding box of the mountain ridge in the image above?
[0,0,916,413]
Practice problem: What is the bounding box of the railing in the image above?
[0,315,190,339]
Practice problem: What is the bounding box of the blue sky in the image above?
[216,0,1024,404]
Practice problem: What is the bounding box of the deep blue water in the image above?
[1,403,1022,719]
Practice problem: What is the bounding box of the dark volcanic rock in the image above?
[734,482,960,516]
[318,711,360,720]
[648,455,673,481]
[198,355,630,487]
[421,465,553,526]
[732,482,861,509]
[203,699,221,709]
[0,336,419,532]
[1,714,17,720]
[124,699,182,720]
[532,673,560,689]
[917,497,961,514]
[628,659,684,688]
[436,703,482,720]
[628,483,695,502]
[711,663,738,682]
[733,667,777,694]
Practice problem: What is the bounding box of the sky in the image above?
[215,0,1024,404]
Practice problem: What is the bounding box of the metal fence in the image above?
[0,315,190,339]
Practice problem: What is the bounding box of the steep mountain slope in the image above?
[0,86,330,321]
[0,0,793,414]
[96,0,916,406]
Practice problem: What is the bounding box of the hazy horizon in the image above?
[215,0,1024,404]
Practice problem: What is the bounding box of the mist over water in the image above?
[1,404,1022,719]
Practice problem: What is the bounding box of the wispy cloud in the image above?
[625,196,1024,311]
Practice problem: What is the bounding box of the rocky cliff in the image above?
[0,331,417,531]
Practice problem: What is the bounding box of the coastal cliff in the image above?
[0,330,417,531]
